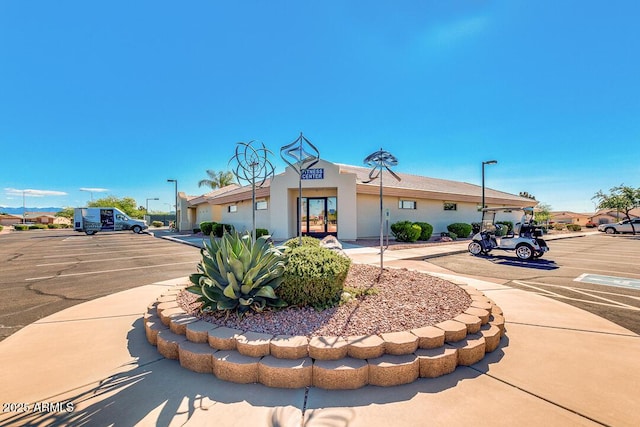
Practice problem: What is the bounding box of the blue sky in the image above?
[1,1,638,213]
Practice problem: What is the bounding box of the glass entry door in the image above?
[298,197,337,237]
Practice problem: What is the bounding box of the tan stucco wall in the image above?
[269,160,358,241]
[219,198,271,235]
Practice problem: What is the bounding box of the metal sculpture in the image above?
[229,141,275,241]
[280,132,320,245]
[363,148,401,271]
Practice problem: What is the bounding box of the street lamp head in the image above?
[167,179,176,183]
[483,160,498,165]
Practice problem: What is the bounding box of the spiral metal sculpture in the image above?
[280,133,320,244]
[363,148,401,271]
[228,141,276,241]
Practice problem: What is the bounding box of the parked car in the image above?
[597,218,640,234]
[585,221,597,228]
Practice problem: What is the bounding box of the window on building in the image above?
[228,205,237,213]
[255,200,268,210]
[399,200,416,209]
[444,203,457,211]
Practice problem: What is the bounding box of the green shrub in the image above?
[200,221,216,236]
[152,221,164,228]
[413,222,433,241]
[187,231,288,317]
[567,224,582,231]
[14,225,28,231]
[283,236,321,249]
[256,228,269,238]
[47,224,61,229]
[29,224,47,230]
[553,223,565,231]
[279,245,351,310]
[447,223,472,239]
[0,225,3,232]
[212,223,233,237]
[496,221,514,234]
[390,221,421,242]
[448,232,458,240]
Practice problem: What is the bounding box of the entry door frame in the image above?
[297,196,337,238]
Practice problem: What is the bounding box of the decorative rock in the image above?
[313,358,369,390]
[159,307,186,326]
[157,329,187,360]
[347,335,385,359]
[212,351,259,384]
[458,285,483,296]
[380,331,419,355]
[480,324,502,353]
[270,335,309,359]
[309,336,349,360]
[453,313,482,334]
[186,321,217,343]
[156,295,177,303]
[179,341,216,373]
[208,327,243,350]
[235,331,273,358]
[368,354,419,387]
[470,295,491,304]
[169,314,198,335]
[464,307,490,324]
[258,356,313,388]
[447,334,486,366]
[410,326,445,349]
[435,320,468,343]
[416,347,458,378]
[492,305,504,316]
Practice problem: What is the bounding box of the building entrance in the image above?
[299,197,337,238]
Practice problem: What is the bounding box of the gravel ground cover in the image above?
[177,264,472,338]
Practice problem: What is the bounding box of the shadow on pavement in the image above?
[2,321,508,426]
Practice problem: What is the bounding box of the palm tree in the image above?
[198,170,236,189]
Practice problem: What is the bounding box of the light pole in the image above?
[80,188,94,202]
[482,160,498,211]
[146,197,159,213]
[167,179,178,231]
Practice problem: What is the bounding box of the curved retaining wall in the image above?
[144,279,506,389]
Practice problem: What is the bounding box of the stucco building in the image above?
[178,159,535,241]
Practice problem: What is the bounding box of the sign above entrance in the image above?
[301,168,324,180]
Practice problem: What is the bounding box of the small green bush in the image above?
[413,222,433,241]
[0,225,3,231]
[279,245,351,309]
[283,236,321,249]
[567,224,582,231]
[14,225,29,231]
[496,221,514,234]
[47,224,61,229]
[212,223,233,237]
[448,232,458,240]
[391,221,421,242]
[200,221,216,236]
[447,223,472,239]
[256,228,269,238]
[152,221,164,228]
[553,223,565,231]
[29,224,47,230]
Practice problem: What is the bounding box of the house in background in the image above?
[549,211,593,226]
[591,208,640,225]
[178,159,536,240]
[0,213,23,226]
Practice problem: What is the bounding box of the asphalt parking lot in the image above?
[425,233,640,334]
[0,229,201,341]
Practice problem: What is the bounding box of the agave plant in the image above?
[187,230,288,317]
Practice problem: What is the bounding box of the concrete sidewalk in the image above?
[1,231,638,426]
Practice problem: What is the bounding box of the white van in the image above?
[74,207,148,235]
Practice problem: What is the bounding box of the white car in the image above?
[598,218,640,234]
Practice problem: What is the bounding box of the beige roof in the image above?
[186,184,241,206]
[189,161,534,207]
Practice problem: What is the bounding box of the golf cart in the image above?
[468,206,549,260]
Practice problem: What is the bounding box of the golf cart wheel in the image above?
[515,244,534,260]
[132,225,142,234]
[605,227,616,234]
[468,241,483,256]
[85,230,96,235]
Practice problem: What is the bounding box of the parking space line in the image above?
[25,261,195,281]
[36,252,195,267]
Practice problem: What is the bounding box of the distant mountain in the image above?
[0,207,62,214]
